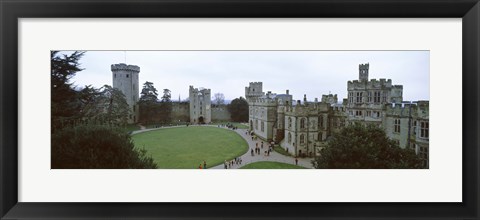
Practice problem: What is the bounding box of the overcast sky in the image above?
[63,50,429,102]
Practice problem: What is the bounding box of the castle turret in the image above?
[111,63,140,123]
[359,63,369,82]
[245,82,264,102]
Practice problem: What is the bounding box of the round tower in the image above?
[111,63,140,123]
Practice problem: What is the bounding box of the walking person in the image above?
[203,160,207,169]
[295,157,298,165]
[224,160,227,169]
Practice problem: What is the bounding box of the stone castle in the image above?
[245,63,429,166]
[111,62,429,166]
[189,86,212,124]
[111,63,229,125]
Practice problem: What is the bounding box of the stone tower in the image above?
[111,63,140,124]
[359,63,369,82]
[189,86,211,124]
[245,82,264,102]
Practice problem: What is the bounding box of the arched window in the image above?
[288,132,292,143]
[300,118,306,129]
[288,117,292,129]
[300,134,305,144]
[261,122,265,132]
[255,120,259,130]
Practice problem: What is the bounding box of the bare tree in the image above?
[213,93,225,106]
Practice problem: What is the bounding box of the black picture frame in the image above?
[1,0,479,219]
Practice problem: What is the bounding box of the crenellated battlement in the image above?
[111,63,140,72]
[385,101,429,117]
[321,94,338,105]
[347,78,394,90]
[249,97,278,106]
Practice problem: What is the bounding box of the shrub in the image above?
[52,125,157,169]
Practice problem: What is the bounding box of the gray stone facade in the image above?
[245,63,429,166]
[245,82,293,142]
[111,63,140,123]
[384,101,429,166]
[189,86,211,124]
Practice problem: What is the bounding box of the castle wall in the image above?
[171,102,190,122]
[211,106,232,122]
[384,102,429,167]
[249,101,277,141]
[281,101,330,157]
[170,102,233,123]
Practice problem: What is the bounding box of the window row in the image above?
[288,117,322,130]
[255,120,266,132]
[287,132,325,145]
[392,119,429,139]
[349,110,381,118]
[348,91,388,104]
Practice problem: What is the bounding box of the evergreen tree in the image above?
[51,51,85,131]
[138,81,159,124]
[159,89,172,123]
[139,81,158,102]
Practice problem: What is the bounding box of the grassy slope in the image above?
[132,126,248,168]
[240,161,306,169]
[273,145,291,156]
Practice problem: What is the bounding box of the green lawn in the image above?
[240,161,306,169]
[132,126,248,168]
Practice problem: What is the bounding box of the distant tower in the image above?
[359,63,369,82]
[189,86,211,124]
[111,63,140,124]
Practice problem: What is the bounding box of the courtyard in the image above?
[132,124,314,169]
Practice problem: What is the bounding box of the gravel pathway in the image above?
[209,126,314,169]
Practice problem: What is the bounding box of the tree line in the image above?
[138,83,249,124]
[137,81,173,125]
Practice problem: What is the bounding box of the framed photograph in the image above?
[1,0,479,219]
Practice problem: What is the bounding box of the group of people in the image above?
[217,123,239,130]
[250,140,276,157]
[224,157,242,169]
[198,160,207,169]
